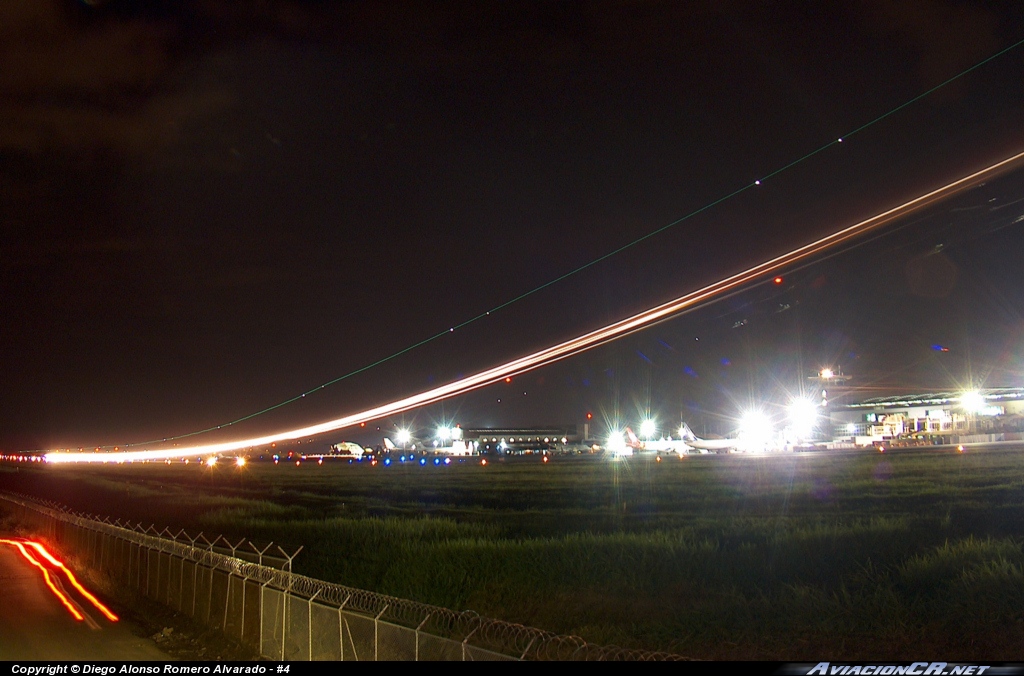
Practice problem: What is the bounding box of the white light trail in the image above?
[44,150,1024,464]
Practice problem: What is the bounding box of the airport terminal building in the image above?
[461,426,583,454]
[829,387,1024,443]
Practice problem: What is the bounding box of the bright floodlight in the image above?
[820,368,834,379]
[205,456,217,467]
[451,426,463,441]
[437,426,451,441]
[235,456,246,467]
[739,411,774,450]
[846,422,857,435]
[787,399,818,441]
[639,419,656,439]
[606,432,628,455]
[396,429,412,445]
[961,391,986,413]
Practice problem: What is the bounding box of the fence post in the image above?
[374,604,389,662]
[136,541,142,594]
[239,571,246,647]
[132,530,139,592]
[176,531,187,612]
[191,533,205,618]
[260,580,271,659]
[208,563,216,626]
[415,613,432,662]
[249,541,273,568]
[203,536,220,625]
[222,539,246,636]
[462,625,481,661]
[308,590,321,661]
[277,545,303,574]
[338,594,350,662]
[223,571,232,632]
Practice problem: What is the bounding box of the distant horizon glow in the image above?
[42,149,1024,464]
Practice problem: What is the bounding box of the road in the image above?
[0,538,172,660]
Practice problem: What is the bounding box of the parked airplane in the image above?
[329,441,367,458]
[678,423,742,453]
[429,440,477,456]
[624,427,683,455]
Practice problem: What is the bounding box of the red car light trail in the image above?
[1,538,118,622]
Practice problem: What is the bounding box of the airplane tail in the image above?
[679,423,697,441]
[383,437,396,451]
[625,427,641,447]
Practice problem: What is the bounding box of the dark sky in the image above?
[3,1,1024,451]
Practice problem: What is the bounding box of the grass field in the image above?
[3,446,1024,658]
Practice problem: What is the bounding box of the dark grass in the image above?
[3,446,1024,658]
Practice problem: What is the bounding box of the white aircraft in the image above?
[678,423,742,453]
[429,439,477,456]
[329,441,367,458]
[624,427,683,455]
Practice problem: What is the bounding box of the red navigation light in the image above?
[773,276,784,285]
[360,422,366,427]
[505,377,512,383]
[586,412,593,420]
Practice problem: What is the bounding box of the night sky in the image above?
[3,1,1024,451]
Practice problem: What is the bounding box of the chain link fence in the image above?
[1,491,687,661]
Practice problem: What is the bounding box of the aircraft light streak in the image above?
[44,149,1024,464]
